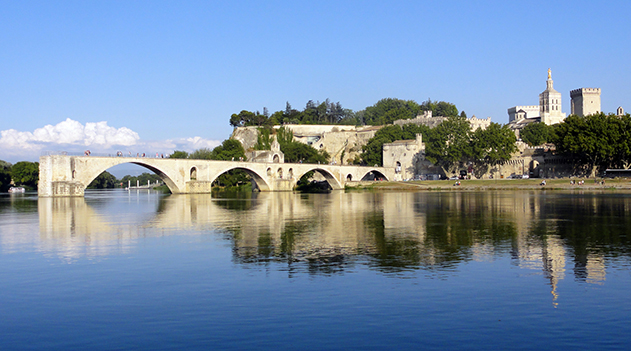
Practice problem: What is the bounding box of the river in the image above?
[1,189,630,350]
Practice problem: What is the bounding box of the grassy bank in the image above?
[346,178,631,191]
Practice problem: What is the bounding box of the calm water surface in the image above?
[1,189,630,350]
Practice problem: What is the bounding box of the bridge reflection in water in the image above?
[34,190,629,305]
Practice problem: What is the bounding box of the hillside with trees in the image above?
[229,98,462,128]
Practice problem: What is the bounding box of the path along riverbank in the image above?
[345,178,631,191]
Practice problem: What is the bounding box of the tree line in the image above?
[0,160,39,192]
[358,111,631,177]
[84,171,163,189]
[520,112,631,174]
[229,98,462,128]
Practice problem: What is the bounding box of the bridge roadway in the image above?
[38,155,394,197]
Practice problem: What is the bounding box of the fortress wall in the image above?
[279,124,358,134]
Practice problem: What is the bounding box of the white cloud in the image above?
[1,118,139,150]
[138,137,222,156]
[0,118,222,162]
[181,136,221,150]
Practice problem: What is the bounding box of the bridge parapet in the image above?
[38,155,394,197]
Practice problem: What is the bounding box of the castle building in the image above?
[508,69,568,134]
[508,105,539,123]
[382,134,425,181]
[570,88,601,117]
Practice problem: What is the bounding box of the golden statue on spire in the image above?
[548,68,551,80]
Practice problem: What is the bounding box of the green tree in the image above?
[210,139,247,161]
[87,171,118,189]
[188,148,213,160]
[281,142,329,163]
[552,113,631,174]
[0,160,12,192]
[230,110,255,127]
[425,116,472,174]
[169,150,189,159]
[401,123,431,140]
[338,109,359,125]
[362,98,422,125]
[282,102,302,124]
[520,122,550,146]
[360,125,404,166]
[230,110,270,127]
[11,161,39,188]
[254,127,274,150]
[269,110,284,125]
[434,101,459,117]
[276,126,294,145]
[208,139,249,188]
[273,125,328,163]
[470,123,517,176]
[420,99,459,117]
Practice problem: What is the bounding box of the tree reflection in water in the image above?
[209,191,631,280]
[31,190,631,281]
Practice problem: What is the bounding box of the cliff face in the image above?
[230,126,260,151]
[230,125,381,165]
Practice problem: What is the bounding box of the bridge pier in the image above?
[38,155,86,197]
[186,181,213,193]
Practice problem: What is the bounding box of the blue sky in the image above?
[2,0,630,163]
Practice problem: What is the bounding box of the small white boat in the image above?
[8,187,25,193]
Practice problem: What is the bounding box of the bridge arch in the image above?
[78,159,182,194]
[360,169,389,181]
[295,167,343,190]
[210,166,271,191]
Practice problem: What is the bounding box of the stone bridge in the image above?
[38,155,394,197]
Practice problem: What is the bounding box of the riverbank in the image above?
[345,178,631,191]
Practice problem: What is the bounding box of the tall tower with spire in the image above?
[539,68,566,125]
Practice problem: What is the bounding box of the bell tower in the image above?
[539,69,566,125]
